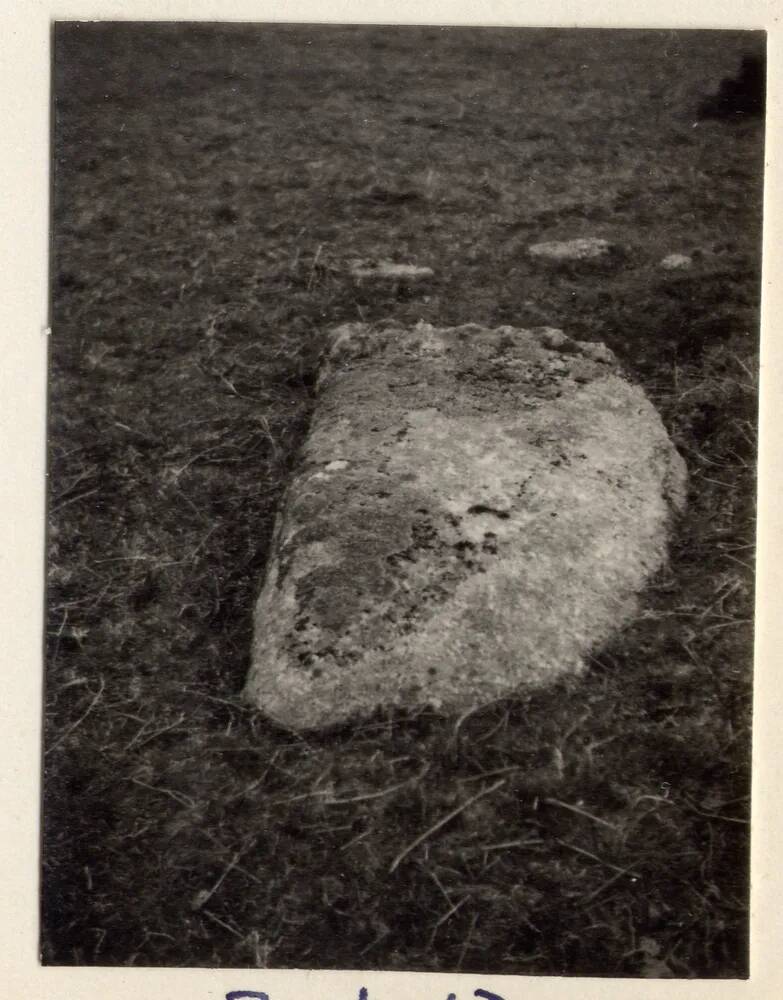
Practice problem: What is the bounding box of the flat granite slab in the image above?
[244,321,687,731]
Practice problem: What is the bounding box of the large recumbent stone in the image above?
[244,321,687,730]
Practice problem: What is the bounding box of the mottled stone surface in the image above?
[244,321,687,731]
[528,238,611,261]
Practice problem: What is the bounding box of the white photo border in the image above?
[2,2,779,997]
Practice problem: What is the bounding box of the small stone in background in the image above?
[348,259,434,281]
[660,253,693,271]
[528,237,611,261]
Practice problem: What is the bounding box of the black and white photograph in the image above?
[41,18,765,979]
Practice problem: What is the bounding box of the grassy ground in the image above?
[44,23,764,976]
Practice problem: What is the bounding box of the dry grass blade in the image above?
[477,837,544,853]
[388,778,507,874]
[45,676,106,756]
[556,838,641,879]
[202,908,244,939]
[681,796,750,825]
[458,765,522,783]
[51,487,99,514]
[130,777,196,810]
[457,911,479,970]
[427,897,468,948]
[543,796,619,831]
[191,849,243,911]
[582,865,640,903]
[326,764,430,804]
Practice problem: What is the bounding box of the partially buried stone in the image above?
[528,237,611,261]
[244,321,687,731]
[348,259,434,280]
[660,253,693,271]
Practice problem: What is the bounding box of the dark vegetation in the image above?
[698,54,765,119]
[44,23,763,976]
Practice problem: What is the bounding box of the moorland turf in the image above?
[44,24,762,975]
